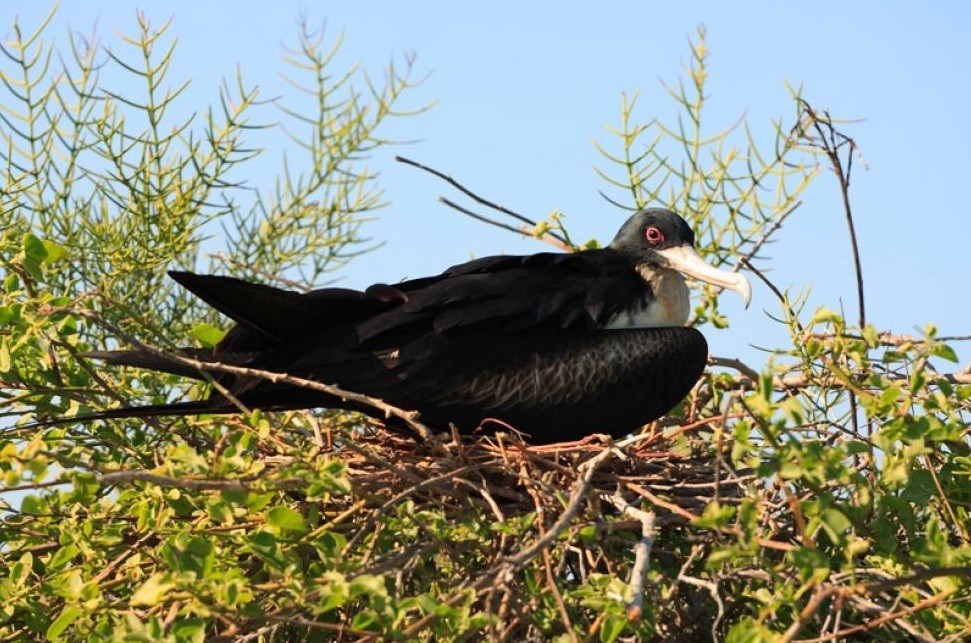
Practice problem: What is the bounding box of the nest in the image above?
[299,416,773,640]
[341,425,755,527]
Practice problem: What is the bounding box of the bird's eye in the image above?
[645,226,665,244]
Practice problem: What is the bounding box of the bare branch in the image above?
[604,494,657,620]
[438,197,572,251]
[396,155,555,235]
[794,100,867,329]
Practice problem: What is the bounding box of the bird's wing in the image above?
[168,271,392,351]
[354,249,648,345]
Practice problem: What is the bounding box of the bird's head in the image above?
[609,208,752,307]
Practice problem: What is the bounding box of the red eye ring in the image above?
[645,226,664,244]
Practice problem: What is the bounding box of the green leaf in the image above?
[9,552,33,587]
[694,501,735,528]
[0,305,15,324]
[349,574,387,598]
[900,469,935,504]
[47,569,83,601]
[161,535,215,576]
[40,239,68,263]
[931,342,959,363]
[168,443,208,471]
[819,507,852,543]
[266,505,307,534]
[20,493,43,514]
[577,524,598,542]
[69,472,99,504]
[787,546,830,582]
[206,497,235,524]
[188,322,227,347]
[809,307,841,326]
[779,396,805,424]
[170,618,206,643]
[46,605,83,641]
[315,572,350,613]
[843,440,871,455]
[47,544,80,572]
[862,325,880,346]
[351,611,378,631]
[313,530,346,561]
[23,233,48,264]
[130,573,176,606]
[245,530,291,571]
[779,459,804,480]
[600,611,627,642]
[726,617,776,643]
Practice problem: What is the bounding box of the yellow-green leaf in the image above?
[22,233,48,264]
[130,573,175,606]
[189,323,227,347]
[266,505,307,534]
[46,606,83,641]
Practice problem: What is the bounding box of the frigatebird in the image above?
[60,209,751,444]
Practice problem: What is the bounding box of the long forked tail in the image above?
[82,348,228,380]
[23,400,231,430]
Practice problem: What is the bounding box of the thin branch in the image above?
[396,155,558,236]
[732,200,802,273]
[791,590,950,643]
[805,332,971,346]
[858,565,971,595]
[502,439,621,569]
[438,196,573,251]
[676,545,725,640]
[43,305,438,443]
[604,495,656,620]
[796,100,869,443]
[709,355,760,381]
[796,100,866,328]
[396,155,574,251]
[741,257,805,336]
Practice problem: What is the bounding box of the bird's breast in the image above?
[604,267,690,329]
[439,329,693,409]
[418,327,709,441]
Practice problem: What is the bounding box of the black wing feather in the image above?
[169,271,389,345]
[356,248,646,344]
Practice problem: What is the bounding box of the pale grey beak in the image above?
[656,245,752,308]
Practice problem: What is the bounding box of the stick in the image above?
[604,494,657,620]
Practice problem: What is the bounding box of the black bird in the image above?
[67,209,751,443]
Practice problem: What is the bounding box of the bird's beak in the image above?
[656,245,752,308]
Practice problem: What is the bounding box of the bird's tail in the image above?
[21,400,231,430]
[82,348,235,380]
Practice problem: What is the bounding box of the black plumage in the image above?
[64,209,752,443]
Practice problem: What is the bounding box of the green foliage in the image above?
[0,8,423,351]
[2,12,970,643]
[595,26,818,329]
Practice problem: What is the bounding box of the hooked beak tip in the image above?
[653,245,753,309]
[736,274,752,309]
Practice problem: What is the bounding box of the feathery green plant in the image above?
[595,27,818,328]
[0,8,425,418]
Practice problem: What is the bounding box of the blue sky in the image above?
[7,1,971,366]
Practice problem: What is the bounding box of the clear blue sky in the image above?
[7,1,971,366]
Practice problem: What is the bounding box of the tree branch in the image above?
[604,494,656,620]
